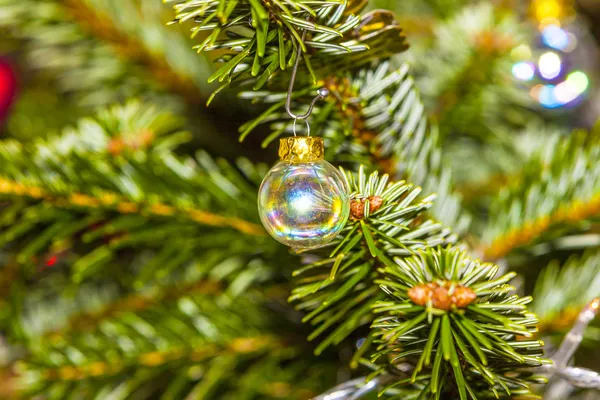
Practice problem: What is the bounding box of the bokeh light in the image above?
[567,71,589,93]
[537,84,561,108]
[541,25,569,50]
[538,52,562,79]
[512,62,536,81]
[564,33,578,52]
[511,44,532,61]
[533,0,565,22]
[530,71,589,108]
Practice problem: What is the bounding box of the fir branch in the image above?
[42,279,222,340]
[63,0,205,103]
[379,3,543,193]
[454,125,566,207]
[372,247,549,399]
[532,249,600,337]
[0,178,263,236]
[171,1,468,233]
[168,0,408,91]
[456,172,513,203]
[483,131,600,260]
[0,102,268,286]
[22,296,269,388]
[14,250,279,342]
[18,293,335,399]
[4,81,87,142]
[0,0,207,107]
[291,167,457,355]
[38,336,278,382]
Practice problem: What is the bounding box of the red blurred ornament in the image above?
[0,59,18,122]
[38,252,63,272]
[45,255,58,267]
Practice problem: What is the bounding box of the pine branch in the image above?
[63,0,206,103]
[290,167,457,355]
[456,172,513,203]
[372,247,549,399]
[483,131,600,260]
[26,253,282,341]
[454,124,566,209]
[168,0,408,92]
[13,245,282,342]
[0,102,268,288]
[374,3,545,194]
[42,279,222,340]
[10,252,328,398]
[0,0,207,107]
[532,249,600,338]
[18,293,335,399]
[0,177,263,236]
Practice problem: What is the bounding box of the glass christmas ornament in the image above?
[258,136,350,249]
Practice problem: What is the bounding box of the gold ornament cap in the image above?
[278,136,324,162]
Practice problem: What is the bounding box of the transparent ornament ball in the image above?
[258,137,350,249]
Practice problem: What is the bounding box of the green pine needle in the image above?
[291,167,456,354]
[371,247,548,399]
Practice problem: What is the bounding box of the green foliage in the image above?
[0,0,208,108]
[18,293,335,399]
[3,0,598,397]
[483,131,600,260]
[0,102,334,398]
[291,167,456,355]
[372,247,548,399]
[3,82,86,142]
[0,102,279,340]
[402,3,532,136]
[532,249,600,335]
[164,1,557,397]
[370,1,540,190]
[168,0,408,92]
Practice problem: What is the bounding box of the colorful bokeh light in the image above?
[533,0,568,23]
[567,71,589,93]
[541,25,569,51]
[512,62,536,81]
[511,44,532,61]
[530,71,589,108]
[538,52,562,79]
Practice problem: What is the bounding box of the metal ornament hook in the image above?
[292,118,311,137]
[285,28,329,122]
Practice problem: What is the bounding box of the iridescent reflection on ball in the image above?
[258,160,350,249]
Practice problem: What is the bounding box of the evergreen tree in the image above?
[0,0,598,398]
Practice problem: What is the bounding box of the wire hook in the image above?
[292,118,311,137]
[285,28,329,121]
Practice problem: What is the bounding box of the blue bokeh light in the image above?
[512,61,536,81]
[541,25,570,51]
